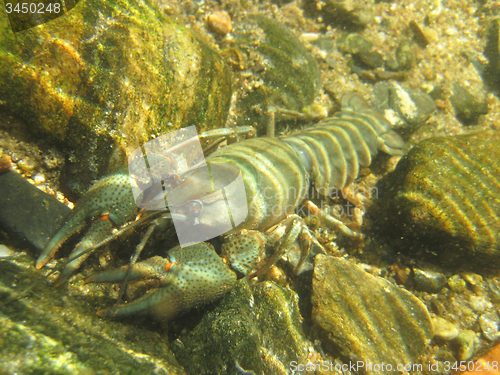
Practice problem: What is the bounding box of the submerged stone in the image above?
[0,253,186,374]
[379,131,500,267]
[373,82,436,133]
[303,0,372,31]
[337,32,373,54]
[169,280,309,375]
[432,316,459,341]
[229,16,321,134]
[0,0,231,192]
[312,255,433,374]
[395,39,416,71]
[450,83,489,125]
[0,171,70,252]
[412,267,447,293]
[484,17,500,93]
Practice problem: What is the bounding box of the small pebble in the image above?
[409,20,429,48]
[469,295,492,313]
[300,33,319,43]
[0,244,15,258]
[33,173,45,185]
[395,39,416,71]
[450,83,488,125]
[17,159,37,173]
[479,312,500,341]
[413,268,447,293]
[454,330,477,361]
[448,274,467,292]
[487,278,500,303]
[373,81,436,131]
[302,104,328,120]
[432,316,459,341]
[208,11,232,35]
[337,32,373,54]
[0,154,13,173]
[42,155,61,169]
[461,272,483,286]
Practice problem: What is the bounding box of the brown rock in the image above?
[208,11,232,35]
[312,255,433,374]
[379,130,500,267]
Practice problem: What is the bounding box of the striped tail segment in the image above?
[281,108,406,196]
[207,137,309,231]
[206,108,404,231]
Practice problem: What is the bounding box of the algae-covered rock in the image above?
[450,83,489,125]
[337,32,373,54]
[303,0,373,31]
[373,81,436,132]
[484,17,500,93]
[0,253,186,374]
[0,0,231,191]
[312,255,433,375]
[378,131,500,267]
[230,16,320,134]
[0,170,70,252]
[394,39,416,71]
[169,279,309,375]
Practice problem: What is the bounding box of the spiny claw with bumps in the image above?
[86,234,264,320]
[35,172,138,286]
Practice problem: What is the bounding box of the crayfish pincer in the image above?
[36,172,138,287]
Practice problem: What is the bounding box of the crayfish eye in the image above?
[185,200,202,217]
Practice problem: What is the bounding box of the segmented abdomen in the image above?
[282,108,405,195]
[207,108,405,231]
[207,137,308,231]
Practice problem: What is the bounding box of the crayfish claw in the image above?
[86,243,236,320]
[53,218,115,286]
[36,172,139,285]
[88,243,238,320]
[85,256,170,284]
[95,285,186,320]
[36,209,89,269]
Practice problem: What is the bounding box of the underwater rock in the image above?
[0,0,231,192]
[454,330,477,361]
[448,275,467,293]
[0,253,186,374]
[356,50,384,69]
[303,0,372,31]
[479,312,500,341]
[409,21,429,49]
[412,267,447,293]
[488,278,500,303]
[0,171,70,252]
[383,39,416,72]
[378,131,500,267]
[450,83,489,125]
[169,280,309,375]
[312,255,433,375]
[432,316,459,341]
[337,32,373,54]
[229,16,321,134]
[484,17,500,93]
[394,39,416,71]
[208,11,232,35]
[373,82,437,133]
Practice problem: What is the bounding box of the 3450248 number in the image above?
[443,361,498,372]
[5,2,61,14]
